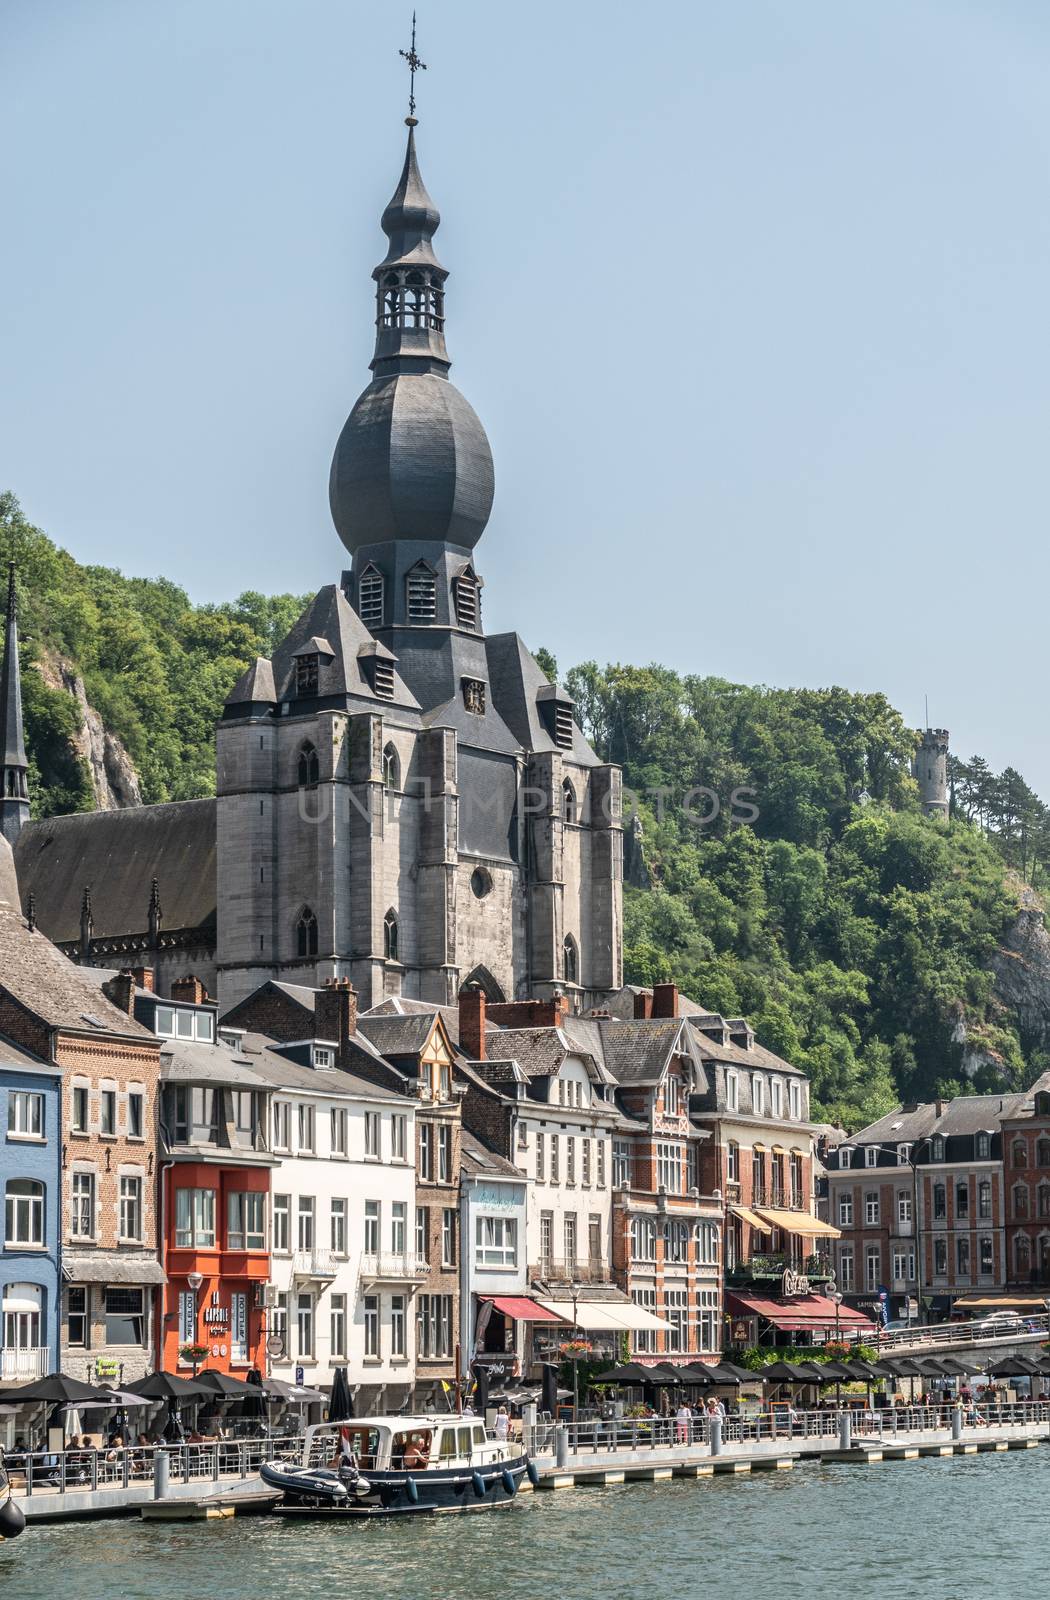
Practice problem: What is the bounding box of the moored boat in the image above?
[260,1415,538,1518]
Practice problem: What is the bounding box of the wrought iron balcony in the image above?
[529,1258,610,1286]
[725,1252,832,1284]
[359,1251,429,1286]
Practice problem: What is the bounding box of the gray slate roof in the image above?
[460,1128,523,1179]
[264,585,421,709]
[0,902,155,1041]
[15,798,217,944]
[355,1012,442,1060]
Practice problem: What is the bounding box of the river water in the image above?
[3,1450,1040,1600]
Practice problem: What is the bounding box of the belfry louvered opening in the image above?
[406,563,437,621]
[358,567,385,629]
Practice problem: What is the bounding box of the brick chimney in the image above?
[652,982,679,1019]
[129,966,155,993]
[171,976,208,1005]
[102,972,135,1016]
[633,990,654,1020]
[485,995,571,1030]
[459,987,487,1061]
[316,979,357,1058]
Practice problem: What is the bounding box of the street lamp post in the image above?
[187,1271,203,1375]
[829,1284,843,1407]
[570,1279,581,1423]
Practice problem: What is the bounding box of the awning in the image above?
[729,1204,771,1232]
[482,1295,566,1324]
[954,1293,1048,1310]
[728,1292,875,1333]
[62,1253,167,1286]
[535,1299,672,1332]
[754,1208,841,1239]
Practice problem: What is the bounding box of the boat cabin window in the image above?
[472,1425,486,1448]
[315,1426,380,1470]
[392,1429,432,1469]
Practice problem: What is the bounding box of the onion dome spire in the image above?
[0,562,29,845]
[370,121,449,380]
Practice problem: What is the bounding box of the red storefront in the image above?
[160,1161,271,1375]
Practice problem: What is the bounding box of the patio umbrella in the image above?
[710,1360,754,1383]
[989,1355,1043,1379]
[815,1361,853,1382]
[69,1388,153,1409]
[676,1363,721,1386]
[126,1371,210,1402]
[840,1360,876,1381]
[881,1357,924,1378]
[540,1363,559,1416]
[471,1365,490,1413]
[593,1363,654,1384]
[643,1364,685,1384]
[261,1378,327,1405]
[3,1373,105,1405]
[194,1370,255,1398]
[758,1361,813,1384]
[329,1366,354,1422]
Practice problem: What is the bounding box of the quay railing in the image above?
[848,1313,1050,1351]
[3,1434,304,1498]
[524,1401,1050,1459]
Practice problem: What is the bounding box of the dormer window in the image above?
[373,659,394,698]
[359,566,385,629]
[296,654,319,697]
[840,1147,853,1169]
[406,562,437,621]
[312,1045,334,1070]
[537,685,575,749]
[453,567,481,630]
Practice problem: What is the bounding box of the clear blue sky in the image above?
[4,1,1050,789]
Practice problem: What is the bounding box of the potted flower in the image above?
[179,1342,209,1374]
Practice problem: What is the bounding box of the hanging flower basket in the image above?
[179,1342,209,1365]
[559,1339,593,1358]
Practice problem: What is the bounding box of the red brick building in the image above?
[1001,1075,1050,1293]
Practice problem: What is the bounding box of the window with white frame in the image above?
[273,1193,290,1254]
[391,1294,406,1358]
[597,1139,606,1188]
[416,1294,452,1359]
[865,1146,878,1168]
[864,1191,880,1226]
[476,1215,517,1266]
[665,1289,689,1352]
[663,1219,689,1263]
[364,1111,380,1158]
[695,1221,719,1265]
[312,1045,334,1069]
[419,1123,433,1181]
[897,1190,912,1225]
[272,1101,291,1152]
[897,1143,912,1165]
[725,1072,738,1112]
[612,1140,630,1187]
[227,1191,265,1250]
[331,1197,347,1255]
[630,1215,657,1261]
[272,1292,288,1353]
[770,1079,783,1117]
[582,1138,592,1187]
[891,1248,915,1283]
[364,1200,380,1254]
[664,1075,682,1116]
[391,1114,407,1161]
[698,1289,718,1352]
[330,1293,347,1359]
[128,1088,144,1140]
[840,1147,853,1169]
[838,1245,855,1290]
[550,1134,559,1184]
[751,1075,765,1116]
[416,1206,428,1261]
[438,1124,451,1182]
[441,1207,456,1266]
[788,1079,801,1119]
[175,1187,215,1248]
[838,1192,854,1227]
[392,1201,407,1255]
[297,1196,315,1251]
[5,1179,44,1245]
[7,1091,44,1138]
[632,1287,657,1354]
[119,1175,143,1241]
[657,1143,684,1194]
[100,1087,117,1137]
[71,1083,88,1134]
[535,1130,545,1182]
[71,1171,95,1238]
[297,1104,315,1154]
[296,1292,314,1359]
[566,1136,576,1186]
[865,1246,881,1291]
[330,1108,348,1157]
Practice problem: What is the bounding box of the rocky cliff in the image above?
[35,651,142,811]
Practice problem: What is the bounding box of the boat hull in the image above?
[265,1453,532,1517]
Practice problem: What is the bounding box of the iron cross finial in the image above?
[399,12,427,119]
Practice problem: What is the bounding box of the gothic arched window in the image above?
[384,910,399,963]
[296,907,318,958]
[297,742,319,788]
[563,934,578,986]
[382,744,400,791]
[562,779,577,825]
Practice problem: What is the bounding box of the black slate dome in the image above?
[329,121,494,557]
[330,371,494,554]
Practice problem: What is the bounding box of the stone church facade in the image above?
[12,118,623,1014]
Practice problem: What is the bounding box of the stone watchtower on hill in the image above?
[914,727,950,819]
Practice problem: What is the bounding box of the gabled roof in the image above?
[362,996,460,1042]
[15,797,217,946]
[355,1011,448,1062]
[479,1026,600,1082]
[484,632,599,765]
[597,1017,702,1087]
[263,585,420,710]
[0,902,155,1041]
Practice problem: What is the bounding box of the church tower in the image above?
[0,563,30,845]
[215,79,622,1013]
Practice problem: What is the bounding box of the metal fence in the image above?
[849,1313,1050,1352]
[524,1401,1050,1459]
[4,1435,304,1497]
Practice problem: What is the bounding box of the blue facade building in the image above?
[0,1036,62,1386]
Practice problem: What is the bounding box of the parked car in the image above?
[969,1314,1025,1335]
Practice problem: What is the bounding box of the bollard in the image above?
[952,1404,963,1442]
[838,1411,852,1451]
[555,1425,569,1469]
[709,1416,723,1456]
[153,1450,170,1501]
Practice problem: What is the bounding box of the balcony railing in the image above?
[0,1346,47,1383]
[726,1252,832,1283]
[748,1190,808,1212]
[292,1249,338,1279]
[359,1251,429,1285]
[530,1258,610,1286]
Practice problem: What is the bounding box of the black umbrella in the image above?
[989,1355,1043,1379]
[127,1371,211,1401]
[471,1364,490,1413]
[540,1363,558,1416]
[760,1361,814,1383]
[881,1357,924,1378]
[329,1366,354,1422]
[593,1363,655,1384]
[194,1370,255,1398]
[643,1363,685,1384]
[816,1360,853,1381]
[710,1360,754,1383]
[676,1363,720,1386]
[3,1373,105,1405]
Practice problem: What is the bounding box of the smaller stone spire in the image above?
[0,562,30,845]
[148,877,162,943]
[80,884,93,955]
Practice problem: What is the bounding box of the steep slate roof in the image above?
[160,1037,271,1088]
[362,996,460,1042]
[355,1012,441,1060]
[225,656,276,706]
[0,902,154,1041]
[688,1029,806,1078]
[479,1026,595,1081]
[264,585,420,710]
[484,632,598,765]
[596,1018,700,1087]
[15,798,217,944]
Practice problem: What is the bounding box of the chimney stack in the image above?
[633,990,654,1020]
[459,987,487,1061]
[652,982,679,1019]
[316,978,358,1061]
[130,966,155,993]
[171,976,208,1006]
[102,972,135,1016]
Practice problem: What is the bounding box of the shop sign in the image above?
[782,1269,810,1298]
[94,1357,119,1381]
[204,1305,230,1326]
[472,1354,520,1377]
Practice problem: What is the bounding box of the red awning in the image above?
[728,1293,875,1333]
[482,1296,567,1324]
